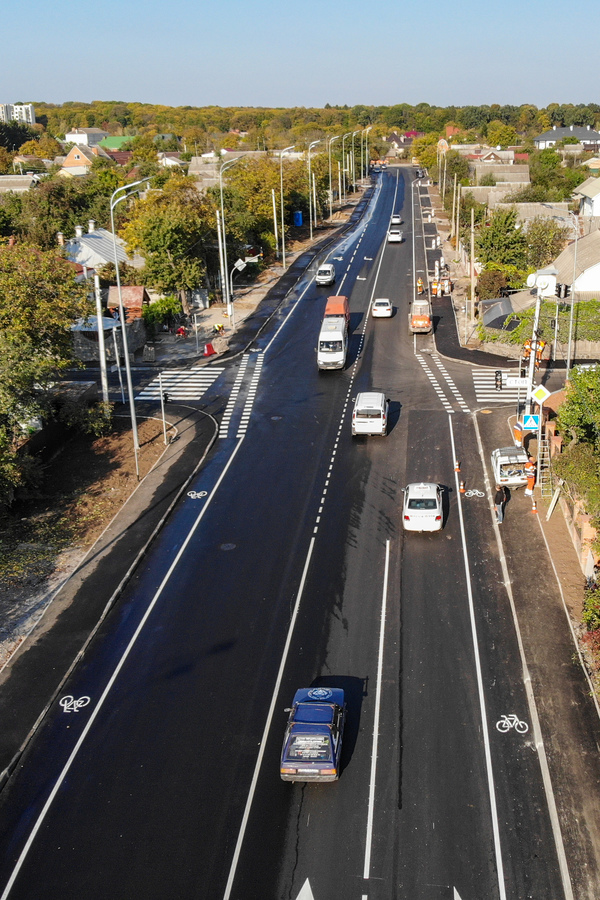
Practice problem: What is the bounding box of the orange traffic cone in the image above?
[454,459,461,472]
[204,342,216,357]
[531,497,538,514]
[459,480,466,493]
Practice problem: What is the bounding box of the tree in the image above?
[476,268,508,301]
[120,176,216,292]
[0,244,92,503]
[476,207,527,269]
[486,120,518,148]
[411,133,439,169]
[556,367,600,449]
[525,216,569,269]
[18,134,62,159]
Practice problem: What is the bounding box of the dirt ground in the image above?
[0,415,168,665]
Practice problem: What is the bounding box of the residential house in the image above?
[0,174,39,194]
[107,286,151,322]
[11,154,52,172]
[64,127,108,147]
[534,125,600,150]
[573,176,600,216]
[552,228,600,298]
[99,136,132,151]
[158,152,187,169]
[60,143,111,177]
[64,220,142,272]
[104,150,134,167]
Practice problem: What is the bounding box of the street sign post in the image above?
[506,376,529,388]
[523,414,540,429]
[531,384,551,405]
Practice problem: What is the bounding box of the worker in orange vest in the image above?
[417,277,424,294]
[524,459,536,496]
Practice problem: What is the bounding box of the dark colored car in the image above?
[280,687,346,782]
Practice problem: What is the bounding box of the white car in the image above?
[372,298,392,318]
[387,229,404,243]
[316,263,336,286]
[390,214,402,225]
[352,392,389,436]
[402,483,443,532]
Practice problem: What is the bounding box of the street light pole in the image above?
[341,133,351,203]
[566,212,579,378]
[110,178,150,479]
[352,131,359,191]
[307,140,321,241]
[279,144,295,269]
[364,126,372,176]
[219,156,243,316]
[328,135,341,219]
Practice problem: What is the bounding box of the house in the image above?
[0,174,39,194]
[0,103,35,124]
[104,150,134,167]
[64,127,108,147]
[572,176,600,216]
[99,136,132,151]
[60,144,111,177]
[551,228,600,298]
[107,286,151,322]
[64,221,142,271]
[158,152,187,169]
[534,125,600,150]
[11,154,52,172]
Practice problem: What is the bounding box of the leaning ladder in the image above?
[538,437,552,498]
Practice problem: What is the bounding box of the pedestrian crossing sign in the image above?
[522,414,540,429]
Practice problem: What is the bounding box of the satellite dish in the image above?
[526,274,536,288]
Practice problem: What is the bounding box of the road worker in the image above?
[524,459,536,496]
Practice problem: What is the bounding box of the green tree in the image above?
[525,216,569,269]
[0,244,92,503]
[411,133,439,169]
[486,120,517,148]
[556,366,600,448]
[476,207,527,269]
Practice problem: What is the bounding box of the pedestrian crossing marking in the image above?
[136,367,224,401]
[472,368,522,404]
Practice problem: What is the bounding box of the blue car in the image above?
[280,687,346,782]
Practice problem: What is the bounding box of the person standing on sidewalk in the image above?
[494,485,506,523]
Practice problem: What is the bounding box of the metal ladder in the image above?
[538,437,552,498]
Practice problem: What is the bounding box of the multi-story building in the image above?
[0,103,36,125]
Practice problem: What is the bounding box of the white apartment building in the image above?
[0,104,36,125]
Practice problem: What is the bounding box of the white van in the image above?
[317,316,347,370]
[490,447,530,489]
[316,263,336,286]
[351,392,389,436]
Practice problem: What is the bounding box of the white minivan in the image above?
[352,392,389,436]
[316,263,336,286]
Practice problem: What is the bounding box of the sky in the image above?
[3,0,597,110]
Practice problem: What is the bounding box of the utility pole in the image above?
[469,207,475,331]
[450,174,457,240]
[93,274,109,407]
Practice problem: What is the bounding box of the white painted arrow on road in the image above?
[294,878,315,900]
[454,889,464,900]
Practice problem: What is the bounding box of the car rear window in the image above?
[408,498,438,510]
[286,734,332,761]
[357,408,381,418]
[320,340,342,352]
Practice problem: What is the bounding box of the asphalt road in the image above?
[0,169,589,900]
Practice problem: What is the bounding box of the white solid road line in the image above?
[472,414,574,900]
[0,434,248,900]
[363,539,390,880]
[448,414,507,900]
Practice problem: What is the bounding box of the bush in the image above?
[583,582,600,631]
[142,295,183,336]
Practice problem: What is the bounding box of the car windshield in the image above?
[286,734,332,761]
[318,269,331,276]
[320,340,342,352]
[408,498,438,510]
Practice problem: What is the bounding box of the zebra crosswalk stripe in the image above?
[136,367,224,401]
[472,368,522,404]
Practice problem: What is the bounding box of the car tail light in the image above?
[280,768,296,775]
[435,515,442,521]
[320,768,337,776]
[404,515,410,521]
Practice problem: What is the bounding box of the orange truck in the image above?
[324,296,350,328]
[408,298,432,333]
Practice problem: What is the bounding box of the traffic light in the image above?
[562,284,571,299]
[495,370,503,391]
[555,283,563,298]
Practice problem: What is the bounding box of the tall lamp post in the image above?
[566,212,580,378]
[351,131,360,191]
[279,144,295,269]
[341,133,351,203]
[219,156,243,315]
[110,178,150,479]
[364,126,372,177]
[307,140,321,241]
[327,135,341,218]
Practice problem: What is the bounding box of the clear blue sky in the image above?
[3,0,596,109]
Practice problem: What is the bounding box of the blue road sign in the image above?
[523,414,540,429]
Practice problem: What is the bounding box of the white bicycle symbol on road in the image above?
[187,490,208,500]
[464,489,485,498]
[59,695,90,713]
[496,714,529,734]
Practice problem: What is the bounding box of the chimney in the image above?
[57,232,64,246]
[88,219,95,233]
[75,225,83,238]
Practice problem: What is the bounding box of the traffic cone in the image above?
[203,343,216,357]
[459,480,466,493]
[454,459,461,472]
[531,497,538,514]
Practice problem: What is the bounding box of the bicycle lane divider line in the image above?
[0,434,248,900]
[448,412,507,900]
[472,413,574,900]
[363,539,390,880]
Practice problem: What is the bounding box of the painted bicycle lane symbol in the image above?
[187,490,208,500]
[60,696,90,714]
[464,489,485,498]
[496,714,528,734]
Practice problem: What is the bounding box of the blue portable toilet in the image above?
[293,210,303,227]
